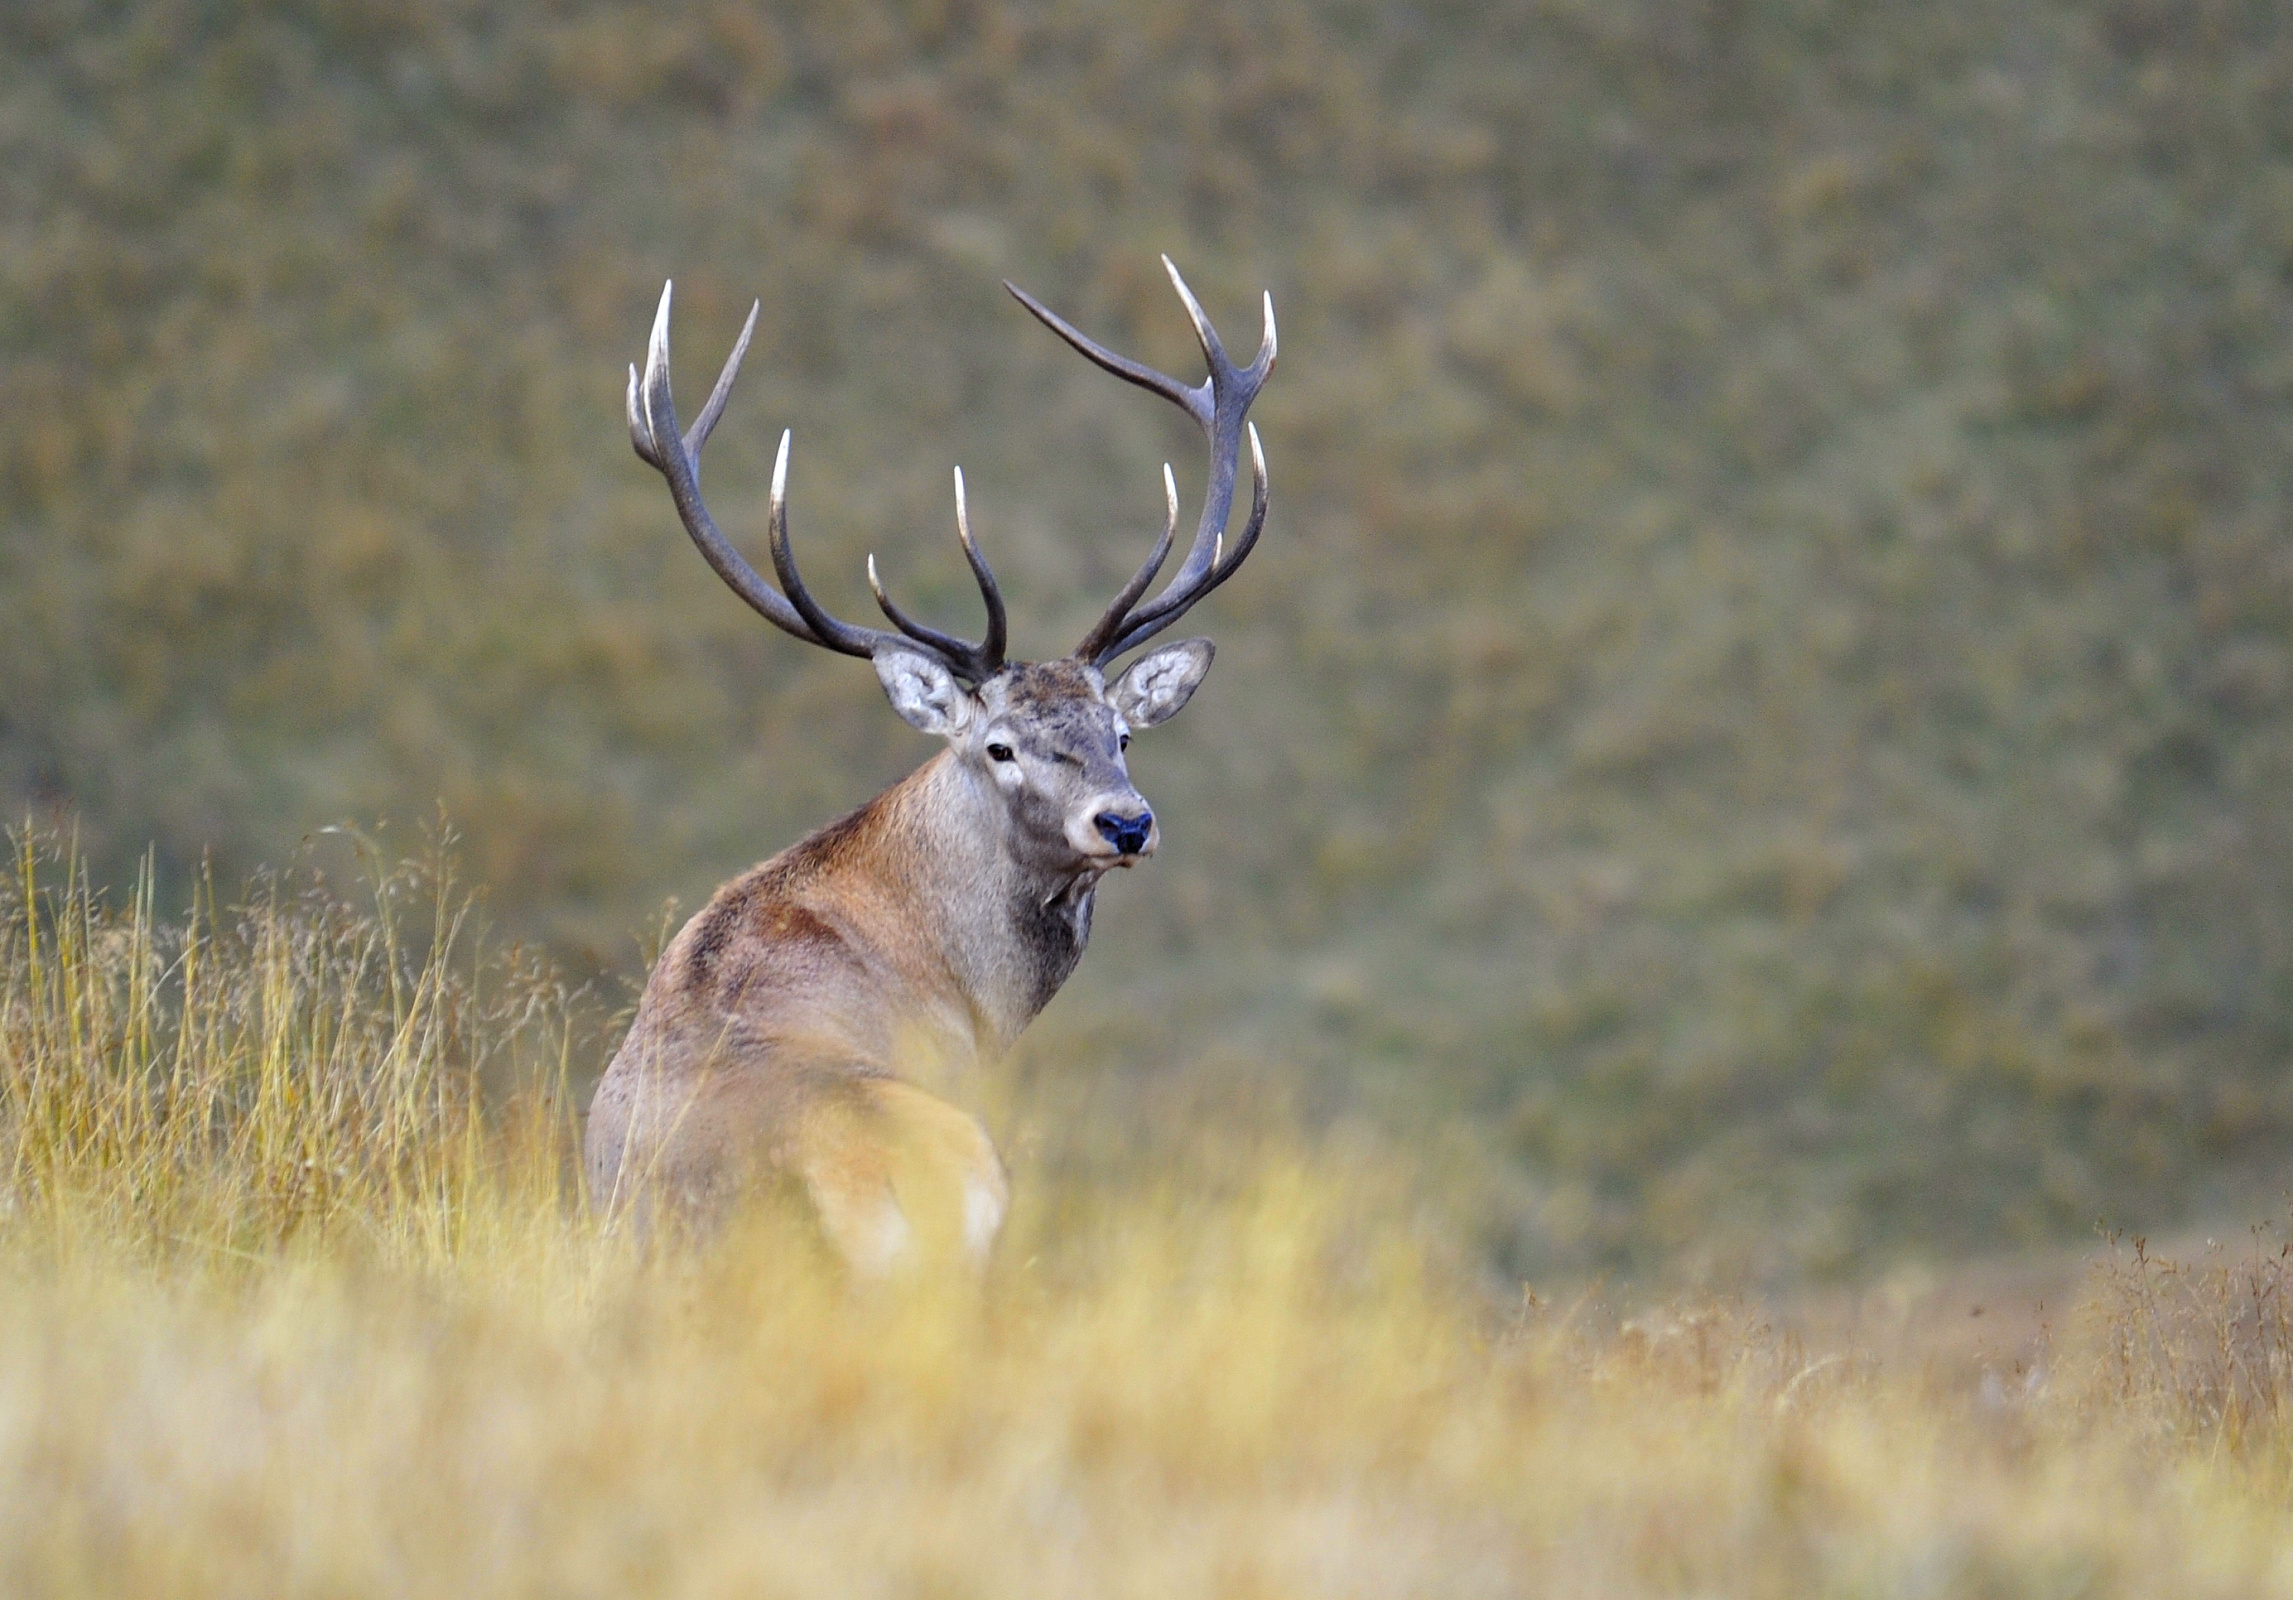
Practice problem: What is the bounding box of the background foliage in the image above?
[5,0,2293,1278]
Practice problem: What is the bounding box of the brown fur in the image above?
[584,756,1054,1262]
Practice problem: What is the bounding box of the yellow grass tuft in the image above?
[4,830,2293,1596]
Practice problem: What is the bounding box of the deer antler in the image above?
[627,281,1008,684]
[1005,258,1276,669]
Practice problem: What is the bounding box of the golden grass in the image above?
[5,832,2293,1598]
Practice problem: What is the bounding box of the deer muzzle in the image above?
[1093,809,1155,857]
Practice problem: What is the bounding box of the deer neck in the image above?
[878,750,1097,1056]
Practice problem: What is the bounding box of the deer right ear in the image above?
[874,647,974,737]
[871,646,972,733]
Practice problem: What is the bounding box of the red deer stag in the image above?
[585,260,1275,1272]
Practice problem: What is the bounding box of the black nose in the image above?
[1094,810,1153,856]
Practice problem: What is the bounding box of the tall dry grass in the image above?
[2090,1226,2293,1464]
[0,827,586,1271]
[4,830,2293,1597]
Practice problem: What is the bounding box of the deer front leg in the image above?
[790,1077,1008,1278]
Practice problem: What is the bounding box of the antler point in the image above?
[645,284,675,389]
[1160,257,1217,364]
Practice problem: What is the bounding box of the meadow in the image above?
[7,833,2293,1597]
[9,0,2293,1278]
[8,3,2293,1587]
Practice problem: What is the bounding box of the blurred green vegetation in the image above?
[6,0,2293,1280]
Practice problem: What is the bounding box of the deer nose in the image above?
[1094,810,1153,856]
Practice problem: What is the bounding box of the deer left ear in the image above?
[874,647,974,737]
[1110,638,1214,729]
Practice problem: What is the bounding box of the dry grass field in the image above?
[7,833,2293,1599]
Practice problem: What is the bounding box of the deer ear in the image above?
[1110,638,1214,729]
[874,648,973,737]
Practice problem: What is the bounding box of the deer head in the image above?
[625,259,1275,889]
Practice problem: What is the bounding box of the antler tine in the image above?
[1072,464,1178,664]
[625,282,674,468]
[684,299,759,460]
[1004,281,1214,427]
[1226,424,1270,580]
[862,471,1009,677]
[1008,262,1274,667]
[866,553,971,659]
[951,467,1008,672]
[763,431,895,660]
[1162,255,1228,370]
[1101,422,1268,663]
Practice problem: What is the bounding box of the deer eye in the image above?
[1118,733,1131,752]
[986,743,1015,763]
